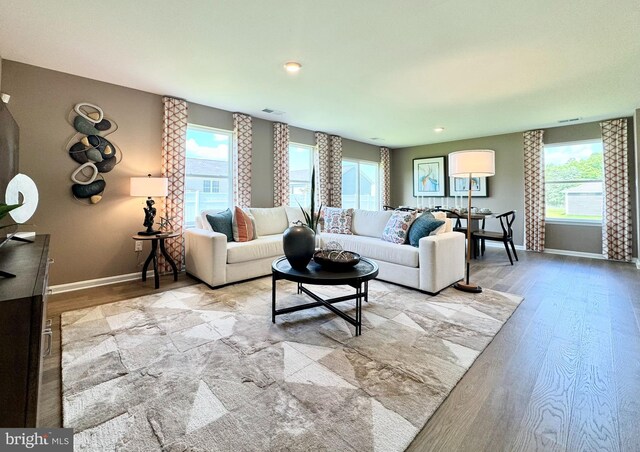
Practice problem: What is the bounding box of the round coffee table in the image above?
[271,256,379,336]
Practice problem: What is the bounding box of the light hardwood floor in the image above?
[40,249,640,451]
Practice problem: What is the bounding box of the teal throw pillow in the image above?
[206,209,234,242]
[408,212,445,247]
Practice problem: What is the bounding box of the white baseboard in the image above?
[482,242,526,251]
[50,270,160,294]
[542,248,606,260]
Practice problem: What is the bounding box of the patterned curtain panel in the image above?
[233,113,252,208]
[273,122,290,207]
[523,129,545,252]
[315,132,331,206]
[161,97,188,272]
[380,147,391,207]
[329,135,343,208]
[601,118,632,261]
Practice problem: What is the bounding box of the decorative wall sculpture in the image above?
[65,103,122,204]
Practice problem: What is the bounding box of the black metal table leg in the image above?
[159,237,178,281]
[141,240,157,282]
[272,273,277,324]
[151,239,159,289]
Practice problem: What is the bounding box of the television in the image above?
[0,101,20,247]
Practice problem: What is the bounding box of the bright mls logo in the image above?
[0,429,73,451]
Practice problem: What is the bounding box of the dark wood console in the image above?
[0,235,51,427]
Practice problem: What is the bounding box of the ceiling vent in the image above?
[558,117,582,124]
[261,108,285,115]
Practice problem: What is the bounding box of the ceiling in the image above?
[1,0,639,148]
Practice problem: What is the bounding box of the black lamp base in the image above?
[453,281,483,293]
[138,230,160,236]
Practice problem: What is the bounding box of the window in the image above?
[289,143,314,207]
[341,159,380,210]
[184,125,233,227]
[202,180,220,193]
[544,140,604,223]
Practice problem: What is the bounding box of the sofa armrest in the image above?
[184,228,228,287]
[418,232,465,294]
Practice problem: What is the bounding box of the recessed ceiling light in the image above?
[434,127,445,133]
[284,61,302,73]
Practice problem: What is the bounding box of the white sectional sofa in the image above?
[184,207,465,294]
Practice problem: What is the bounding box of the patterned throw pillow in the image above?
[381,210,418,244]
[323,207,354,234]
[232,207,256,242]
[408,212,445,247]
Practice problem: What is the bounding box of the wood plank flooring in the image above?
[39,250,640,451]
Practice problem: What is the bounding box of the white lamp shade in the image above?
[448,150,495,177]
[130,177,168,197]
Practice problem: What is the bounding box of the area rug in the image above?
[61,277,522,451]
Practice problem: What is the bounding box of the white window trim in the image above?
[342,158,382,210]
[543,139,603,225]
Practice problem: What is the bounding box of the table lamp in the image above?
[448,150,495,293]
[130,174,169,235]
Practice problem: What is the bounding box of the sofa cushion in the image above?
[323,207,353,234]
[227,234,284,264]
[381,210,418,244]
[320,233,419,268]
[408,213,445,247]
[352,209,393,238]
[197,209,226,231]
[232,207,256,242]
[206,209,233,242]
[285,206,307,226]
[249,207,289,236]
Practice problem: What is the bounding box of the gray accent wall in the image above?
[2,60,379,285]
[391,132,526,246]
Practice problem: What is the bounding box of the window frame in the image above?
[184,124,234,228]
[288,142,315,208]
[543,138,604,226]
[341,158,381,211]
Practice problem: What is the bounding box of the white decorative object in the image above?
[5,173,39,223]
[71,162,99,185]
[0,93,10,104]
[74,102,104,124]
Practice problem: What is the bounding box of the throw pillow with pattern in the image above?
[381,210,418,244]
[232,207,256,242]
[322,207,354,234]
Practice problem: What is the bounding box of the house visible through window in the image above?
[184,124,233,227]
[544,140,604,223]
[342,159,380,210]
[289,143,314,207]
[202,179,220,193]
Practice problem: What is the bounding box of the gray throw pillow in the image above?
[408,212,444,247]
[206,209,233,242]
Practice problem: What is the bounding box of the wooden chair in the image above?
[472,211,518,265]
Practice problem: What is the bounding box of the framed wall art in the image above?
[448,176,488,197]
[413,156,446,197]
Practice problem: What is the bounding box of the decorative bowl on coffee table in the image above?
[313,250,361,271]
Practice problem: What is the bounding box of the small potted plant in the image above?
[282,168,322,270]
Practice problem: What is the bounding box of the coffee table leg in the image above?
[272,273,276,324]
[297,282,302,294]
[355,285,361,336]
[364,281,369,303]
[151,240,159,289]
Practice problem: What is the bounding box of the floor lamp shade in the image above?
[448,150,495,177]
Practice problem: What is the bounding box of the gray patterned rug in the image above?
[61,277,522,451]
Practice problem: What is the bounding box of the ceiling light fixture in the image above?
[434,127,445,133]
[284,61,302,73]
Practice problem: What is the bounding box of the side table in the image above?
[132,232,179,289]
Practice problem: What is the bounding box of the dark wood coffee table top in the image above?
[272,256,378,285]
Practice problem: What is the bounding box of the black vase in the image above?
[283,223,316,270]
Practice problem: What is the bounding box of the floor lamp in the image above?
[448,150,495,293]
